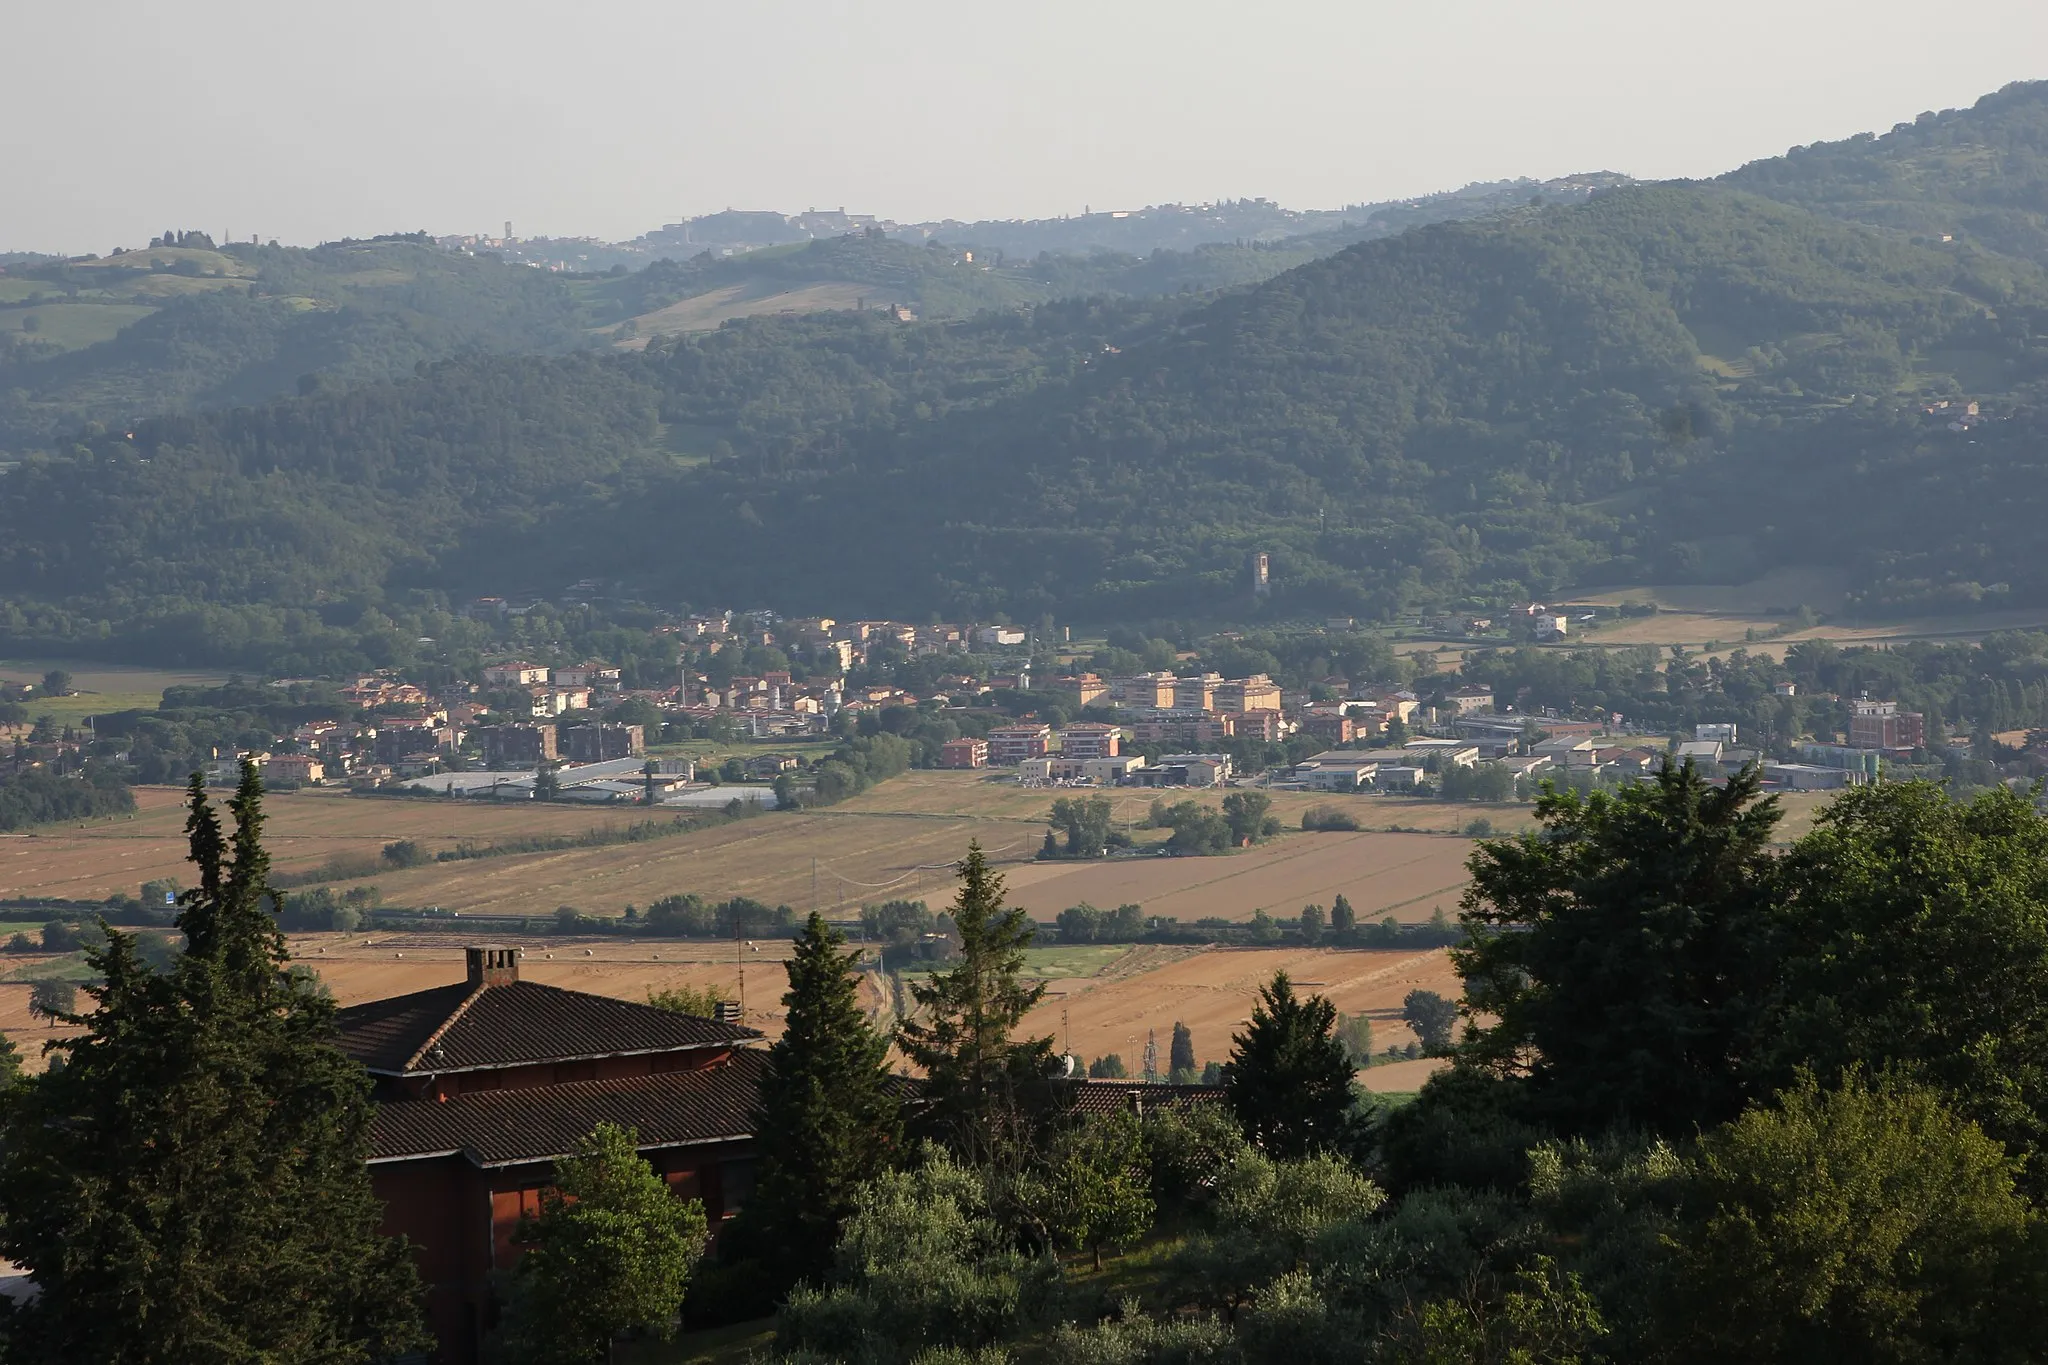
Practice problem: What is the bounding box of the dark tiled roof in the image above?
[331,983,476,1074]
[333,979,759,1076]
[371,1049,768,1166]
[1061,1080,1226,1117]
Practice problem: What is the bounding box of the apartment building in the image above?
[1057,722,1122,760]
[986,724,1054,765]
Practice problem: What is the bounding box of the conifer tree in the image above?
[0,765,426,1363]
[897,841,1054,1162]
[734,912,900,1290]
[1224,971,1354,1158]
[1170,1020,1198,1080]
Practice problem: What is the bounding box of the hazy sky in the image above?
[6,0,2048,253]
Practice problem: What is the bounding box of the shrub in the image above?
[777,1150,1059,1362]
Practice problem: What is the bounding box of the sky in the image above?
[5,0,2048,254]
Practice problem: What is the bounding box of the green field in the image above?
[0,659,228,729]
[898,945,1129,981]
[0,303,156,350]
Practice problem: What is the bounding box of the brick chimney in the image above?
[465,945,519,988]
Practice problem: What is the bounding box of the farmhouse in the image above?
[338,947,1219,1363]
[336,947,763,1364]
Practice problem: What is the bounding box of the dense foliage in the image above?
[729,914,901,1294]
[0,766,133,830]
[729,772,2048,1364]
[0,237,594,454]
[495,1121,708,1363]
[1723,79,2048,268]
[896,844,1054,1162]
[0,767,425,1361]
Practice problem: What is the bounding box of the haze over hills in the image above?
[5,81,2048,668]
[0,176,1628,454]
[490,174,1630,272]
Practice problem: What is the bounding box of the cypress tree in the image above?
[0,765,426,1363]
[1331,893,1357,937]
[734,912,900,1290]
[1224,971,1354,1158]
[897,841,1053,1162]
[1170,1020,1198,1079]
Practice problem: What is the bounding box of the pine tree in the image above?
[897,841,1054,1162]
[0,765,427,1363]
[1223,971,1355,1158]
[733,913,900,1291]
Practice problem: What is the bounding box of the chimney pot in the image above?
[466,944,519,988]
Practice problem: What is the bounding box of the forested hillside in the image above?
[0,182,1600,454]
[0,234,596,453]
[596,232,1332,341]
[9,170,2048,669]
[9,84,2048,667]
[1725,78,2048,265]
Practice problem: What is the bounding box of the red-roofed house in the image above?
[335,948,762,1364]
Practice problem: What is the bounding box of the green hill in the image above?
[593,231,1368,345]
[0,211,1539,453]
[0,233,597,454]
[10,83,2048,668]
[1723,79,2048,265]
[10,171,2048,668]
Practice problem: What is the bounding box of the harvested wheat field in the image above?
[345,810,1049,919]
[1358,1057,1449,1092]
[0,768,1527,920]
[1003,831,1476,924]
[833,769,1532,837]
[0,973,86,1073]
[1023,944,1461,1077]
[0,934,1464,1090]
[291,931,823,1030]
[0,787,666,902]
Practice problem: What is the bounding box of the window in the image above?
[489,1185,550,1269]
[719,1159,756,1216]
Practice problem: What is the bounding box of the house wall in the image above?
[375,1137,754,1365]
